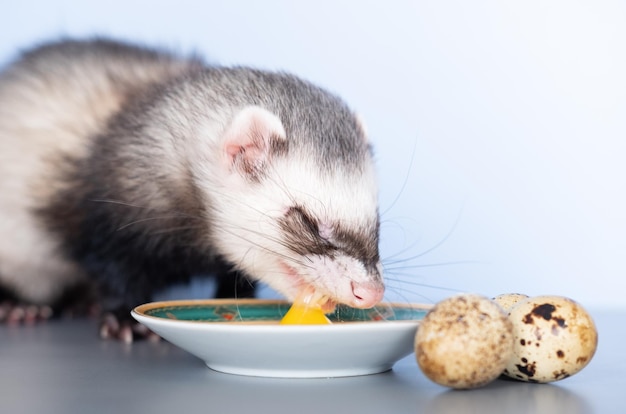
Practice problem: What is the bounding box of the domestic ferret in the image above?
[0,38,384,340]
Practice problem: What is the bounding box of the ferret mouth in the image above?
[279,262,337,313]
[294,288,337,314]
[308,292,337,313]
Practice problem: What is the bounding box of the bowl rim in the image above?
[132,298,432,327]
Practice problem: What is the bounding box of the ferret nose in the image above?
[350,281,385,308]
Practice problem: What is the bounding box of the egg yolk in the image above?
[280,289,331,325]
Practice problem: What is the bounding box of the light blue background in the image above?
[2,1,624,309]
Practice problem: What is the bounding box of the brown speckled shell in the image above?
[503,295,598,383]
[415,294,514,389]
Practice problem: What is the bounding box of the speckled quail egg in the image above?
[492,293,529,311]
[415,294,514,389]
[503,295,598,383]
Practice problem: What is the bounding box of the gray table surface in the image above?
[1,310,623,414]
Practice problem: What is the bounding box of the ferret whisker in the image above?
[382,206,465,265]
[214,221,289,251]
[209,177,331,258]
[367,306,390,321]
[384,273,431,282]
[380,139,417,218]
[206,189,289,226]
[209,216,312,266]
[265,165,297,203]
[382,259,481,271]
[90,198,202,220]
[149,225,205,235]
[91,197,206,229]
[386,223,458,261]
[384,278,461,293]
[89,198,148,209]
[384,287,439,306]
[115,215,201,231]
[385,274,456,300]
[211,223,314,271]
[382,287,416,305]
[380,233,424,263]
[265,165,330,218]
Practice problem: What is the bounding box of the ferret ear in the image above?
[222,106,287,179]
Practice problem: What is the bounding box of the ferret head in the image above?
[193,73,384,309]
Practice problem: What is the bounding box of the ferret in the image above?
[0,38,384,339]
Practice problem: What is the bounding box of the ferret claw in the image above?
[99,312,159,343]
[0,301,54,325]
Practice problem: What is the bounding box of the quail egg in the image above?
[503,295,598,383]
[415,294,514,389]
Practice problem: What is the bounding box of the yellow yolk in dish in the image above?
[280,289,331,325]
[280,302,331,325]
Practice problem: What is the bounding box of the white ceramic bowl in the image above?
[132,299,429,378]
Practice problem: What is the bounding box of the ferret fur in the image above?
[0,38,384,319]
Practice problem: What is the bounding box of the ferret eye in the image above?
[287,206,319,237]
[280,206,334,256]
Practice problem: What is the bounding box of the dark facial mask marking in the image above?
[278,205,380,273]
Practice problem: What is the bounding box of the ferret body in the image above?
[0,39,384,330]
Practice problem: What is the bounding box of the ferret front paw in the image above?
[0,301,54,325]
[99,311,160,344]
